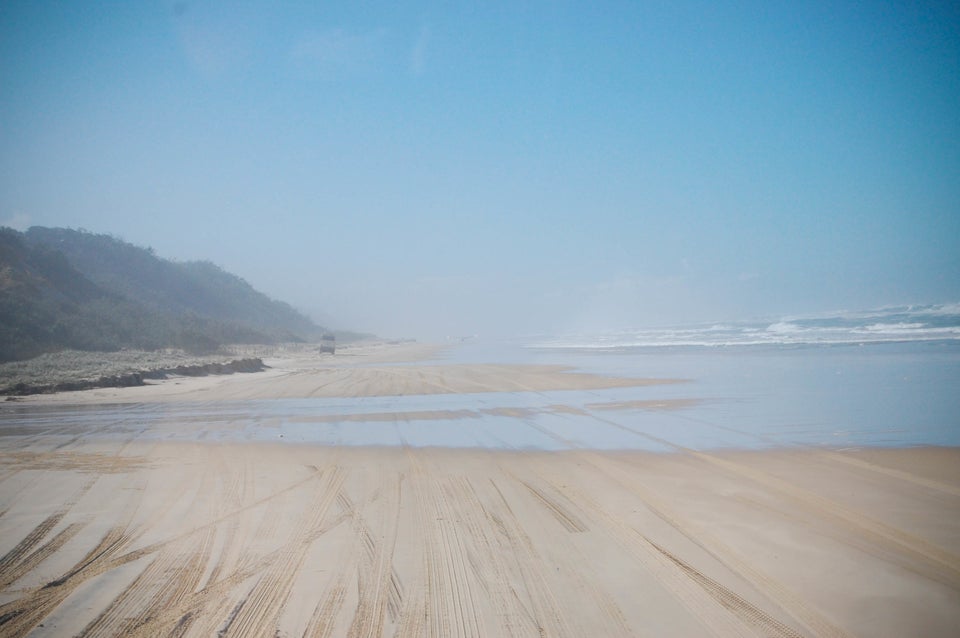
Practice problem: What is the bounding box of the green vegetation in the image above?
[0,227,327,362]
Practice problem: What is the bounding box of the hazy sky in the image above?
[2,2,958,338]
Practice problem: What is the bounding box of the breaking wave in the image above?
[530,303,960,350]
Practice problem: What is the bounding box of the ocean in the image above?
[528,303,960,350]
[445,303,960,450]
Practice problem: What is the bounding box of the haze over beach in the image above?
[1,2,959,637]
[2,1,958,337]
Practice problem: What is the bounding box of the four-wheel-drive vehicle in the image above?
[320,334,336,354]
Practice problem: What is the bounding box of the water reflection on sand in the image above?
[1,340,958,451]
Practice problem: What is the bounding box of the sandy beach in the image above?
[5,341,681,405]
[1,342,958,637]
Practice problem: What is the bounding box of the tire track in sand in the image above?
[429,475,485,638]
[0,522,86,591]
[390,445,432,638]
[79,522,217,636]
[402,448,488,638]
[300,486,366,638]
[585,409,960,599]
[474,469,633,638]
[0,478,94,587]
[486,476,578,637]
[341,474,404,638]
[519,480,588,533]
[0,525,142,636]
[544,464,785,638]
[0,473,147,637]
[195,448,253,593]
[497,471,634,637]
[0,458,333,636]
[688,450,960,588]
[218,465,345,637]
[88,464,340,637]
[302,482,386,638]
[78,458,224,637]
[301,581,348,638]
[823,451,960,498]
[439,475,539,638]
[647,539,804,638]
[510,414,815,635]
[595,453,854,638]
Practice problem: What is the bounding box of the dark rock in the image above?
[1,359,265,396]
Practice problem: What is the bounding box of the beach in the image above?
[1,341,958,637]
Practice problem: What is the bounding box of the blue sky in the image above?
[2,1,958,337]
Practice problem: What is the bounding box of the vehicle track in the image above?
[823,451,960,497]
[403,449,471,638]
[0,476,93,588]
[647,540,805,638]
[302,581,347,638]
[0,525,139,637]
[487,476,576,637]
[297,484,367,638]
[222,465,345,636]
[197,452,250,591]
[0,471,93,555]
[91,462,339,636]
[79,522,217,636]
[581,409,960,588]
[0,510,70,582]
[471,468,634,637]
[440,475,533,638]
[595,452,854,638]
[557,407,937,636]
[3,386,954,638]
[78,459,224,637]
[0,455,336,636]
[520,480,588,533]
[392,447,435,638]
[551,470,776,638]
[0,522,86,590]
[502,471,642,637]
[689,450,960,587]
[339,472,404,638]
[431,476,485,638]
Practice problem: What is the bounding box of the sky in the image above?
[1,1,958,338]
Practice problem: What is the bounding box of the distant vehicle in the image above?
[320,334,336,354]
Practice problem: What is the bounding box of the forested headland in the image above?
[0,227,329,363]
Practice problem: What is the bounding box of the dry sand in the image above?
[11,341,682,405]
[0,342,958,637]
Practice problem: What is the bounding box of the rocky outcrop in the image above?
[140,358,266,379]
[2,358,266,396]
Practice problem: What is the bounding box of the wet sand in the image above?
[0,342,958,636]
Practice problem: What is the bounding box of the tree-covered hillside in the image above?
[0,227,325,362]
